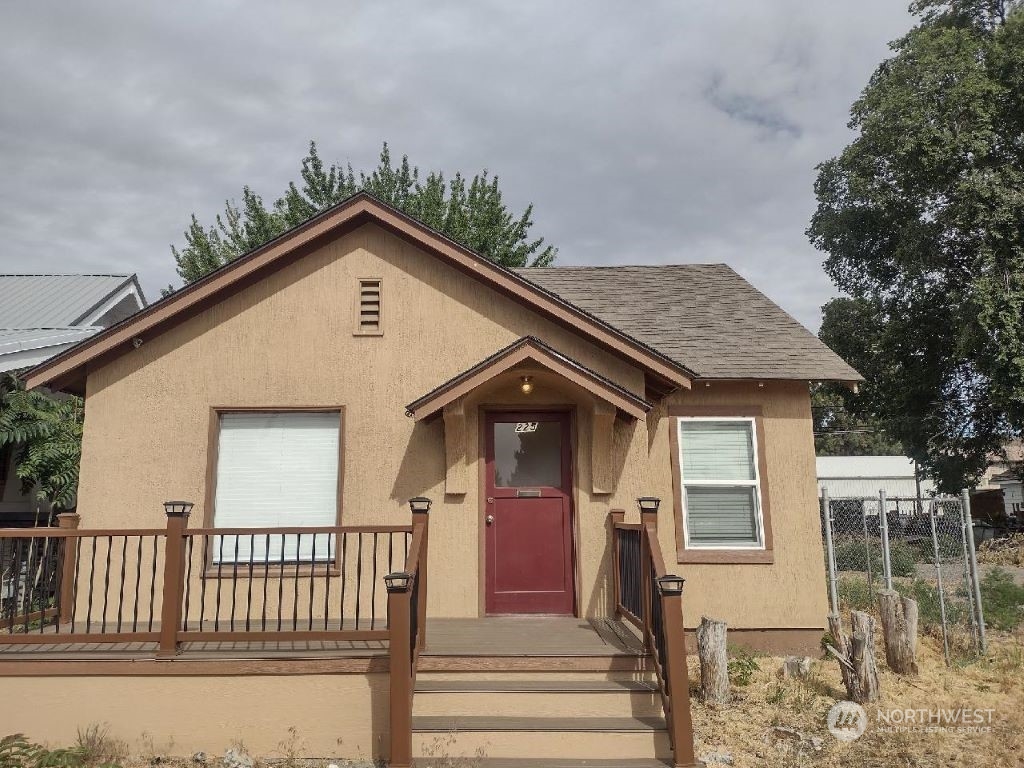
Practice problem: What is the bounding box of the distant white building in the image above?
[816,455,936,500]
[991,471,1022,521]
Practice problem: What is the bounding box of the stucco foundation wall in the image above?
[646,381,829,631]
[0,673,389,758]
[76,223,649,620]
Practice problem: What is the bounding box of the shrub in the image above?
[837,575,873,611]
[980,567,1024,631]
[727,647,759,686]
[833,536,917,577]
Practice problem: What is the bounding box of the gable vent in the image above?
[355,278,383,335]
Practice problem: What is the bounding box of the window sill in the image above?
[677,548,774,565]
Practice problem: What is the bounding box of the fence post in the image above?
[55,512,80,625]
[638,498,659,651]
[387,579,413,768]
[821,488,839,614]
[157,502,192,659]
[878,489,893,590]
[961,489,987,654]
[410,499,430,650]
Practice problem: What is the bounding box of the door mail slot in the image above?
[516,489,542,498]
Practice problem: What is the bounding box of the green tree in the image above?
[807,0,1024,491]
[171,142,556,286]
[0,374,83,510]
[812,383,903,456]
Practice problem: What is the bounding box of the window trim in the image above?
[669,405,774,564]
[202,406,346,576]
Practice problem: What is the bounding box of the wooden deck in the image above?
[0,616,645,663]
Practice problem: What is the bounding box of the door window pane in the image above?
[493,420,562,488]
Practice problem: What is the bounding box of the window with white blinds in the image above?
[677,418,764,548]
[212,411,340,562]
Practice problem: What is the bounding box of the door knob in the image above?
[486,514,495,525]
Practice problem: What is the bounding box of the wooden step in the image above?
[413,679,662,718]
[418,670,657,683]
[414,760,672,767]
[411,716,671,760]
[416,679,658,692]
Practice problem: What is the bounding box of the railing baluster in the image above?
[133,536,143,632]
[246,533,254,632]
[308,534,317,631]
[339,532,348,628]
[277,533,285,632]
[230,534,240,632]
[71,536,82,629]
[86,537,97,633]
[199,535,209,631]
[323,532,331,631]
[148,535,158,632]
[117,536,127,632]
[183,535,194,631]
[293,533,302,631]
[215,535,224,632]
[261,533,270,631]
[356,532,363,630]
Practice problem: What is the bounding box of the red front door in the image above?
[484,411,575,615]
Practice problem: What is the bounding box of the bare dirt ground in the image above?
[690,628,1023,768]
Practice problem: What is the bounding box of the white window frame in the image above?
[677,416,766,550]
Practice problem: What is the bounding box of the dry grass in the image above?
[978,534,1024,567]
[694,629,1023,767]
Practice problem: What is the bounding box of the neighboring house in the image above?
[816,455,935,501]
[991,471,1022,521]
[0,274,146,525]
[2,195,860,764]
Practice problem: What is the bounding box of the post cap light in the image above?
[163,500,194,518]
[657,574,685,596]
[409,497,432,514]
[637,497,661,513]
[384,572,413,593]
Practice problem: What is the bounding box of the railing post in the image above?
[878,488,893,590]
[56,512,80,625]
[387,578,413,768]
[659,582,700,767]
[157,501,192,659]
[410,497,430,650]
[608,509,625,617]
[638,497,660,651]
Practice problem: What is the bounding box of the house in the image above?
[816,455,935,500]
[0,194,860,766]
[0,274,146,525]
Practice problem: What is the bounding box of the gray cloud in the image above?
[0,0,912,328]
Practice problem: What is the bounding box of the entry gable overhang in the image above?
[22,192,692,395]
[405,336,652,421]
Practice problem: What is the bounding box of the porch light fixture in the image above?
[384,571,413,593]
[163,500,194,518]
[637,497,661,514]
[409,497,432,513]
[657,574,685,596]
[519,375,534,395]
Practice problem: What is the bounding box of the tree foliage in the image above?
[0,374,83,510]
[812,382,903,456]
[808,1,1024,490]
[170,142,556,287]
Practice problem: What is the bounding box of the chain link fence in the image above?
[820,490,986,662]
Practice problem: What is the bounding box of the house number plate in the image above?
[514,422,539,433]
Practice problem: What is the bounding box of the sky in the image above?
[0,1,915,331]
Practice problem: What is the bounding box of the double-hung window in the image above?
[677,417,765,549]
[211,410,341,563]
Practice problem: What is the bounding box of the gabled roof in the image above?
[0,274,143,328]
[23,193,693,395]
[406,336,652,421]
[516,265,862,382]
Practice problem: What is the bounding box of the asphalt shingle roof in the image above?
[0,274,134,328]
[514,264,861,381]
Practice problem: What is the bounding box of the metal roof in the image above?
[0,274,137,328]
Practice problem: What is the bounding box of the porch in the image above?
[0,501,698,767]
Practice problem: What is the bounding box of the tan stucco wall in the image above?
[0,673,388,757]
[75,222,826,629]
[77,223,648,620]
[646,381,829,630]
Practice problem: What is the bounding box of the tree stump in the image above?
[878,589,919,675]
[696,616,730,704]
[826,611,880,703]
[781,656,812,679]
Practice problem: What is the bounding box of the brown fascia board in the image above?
[23,193,693,394]
[405,336,653,421]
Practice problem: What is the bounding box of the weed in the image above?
[979,566,1024,631]
[727,647,759,687]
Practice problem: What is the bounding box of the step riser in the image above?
[413,730,671,760]
[414,691,662,718]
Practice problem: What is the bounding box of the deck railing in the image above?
[387,498,429,768]
[611,503,698,768]
[0,505,419,653]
